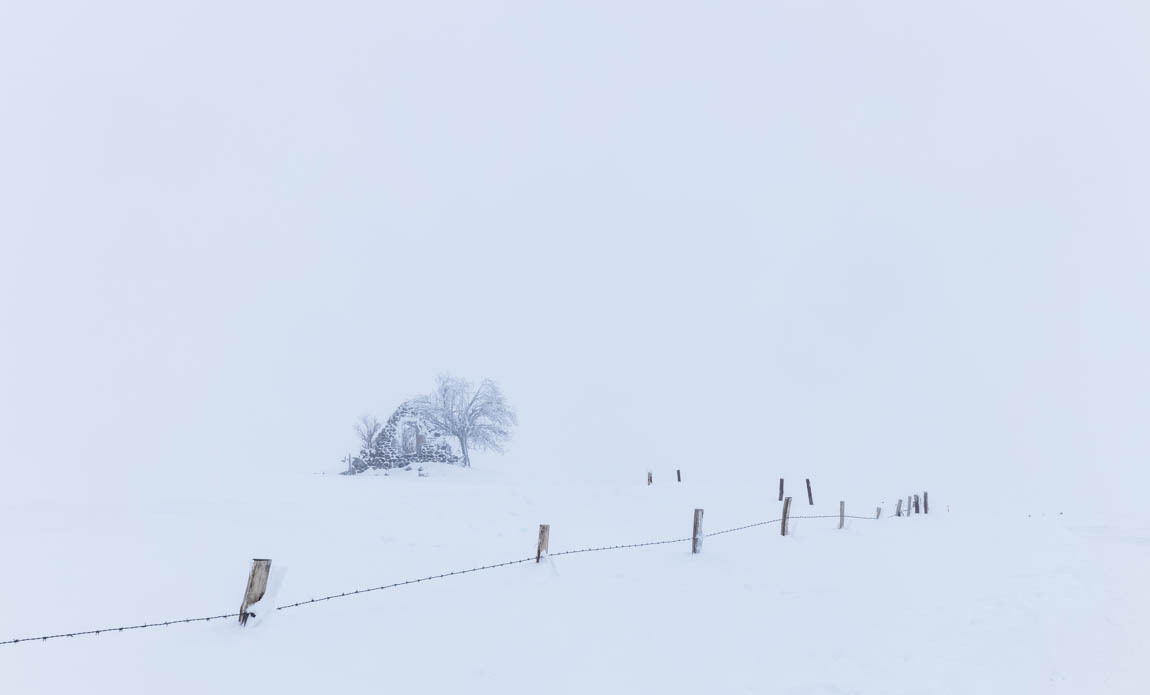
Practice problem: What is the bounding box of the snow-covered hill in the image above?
[3,465,1146,693]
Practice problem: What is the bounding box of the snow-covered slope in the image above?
[2,465,1146,693]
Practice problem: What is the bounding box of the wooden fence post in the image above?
[647,471,653,486]
[875,506,882,519]
[677,469,681,482]
[239,559,272,626]
[838,501,845,530]
[923,491,929,514]
[781,496,792,536]
[692,509,704,554]
[778,478,784,502]
[536,524,550,563]
[907,496,912,515]
[806,478,814,506]
[914,494,920,514]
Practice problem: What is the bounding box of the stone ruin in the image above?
[346,400,460,474]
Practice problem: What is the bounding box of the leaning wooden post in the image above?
[691,509,704,554]
[805,478,814,505]
[239,559,272,626]
[895,498,903,517]
[781,496,792,536]
[536,524,550,563]
[647,471,653,486]
[914,494,921,514]
[676,469,681,482]
[778,478,784,502]
[875,506,882,519]
[923,491,929,514]
[838,501,845,530]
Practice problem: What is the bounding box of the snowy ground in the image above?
[2,464,1147,694]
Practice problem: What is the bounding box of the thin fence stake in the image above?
[536,524,550,563]
[923,491,929,514]
[781,496,792,536]
[239,559,271,626]
[875,506,882,519]
[914,494,921,514]
[806,478,814,506]
[647,471,653,486]
[677,469,681,482]
[838,501,845,530]
[896,499,903,517]
[691,509,704,554]
[778,478,784,502]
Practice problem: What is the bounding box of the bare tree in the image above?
[355,414,382,451]
[414,374,516,467]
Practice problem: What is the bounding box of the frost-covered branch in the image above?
[413,374,516,467]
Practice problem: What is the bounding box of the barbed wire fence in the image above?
[1,487,932,647]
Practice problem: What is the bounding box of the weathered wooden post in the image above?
[895,499,903,517]
[239,559,272,626]
[691,509,704,554]
[781,496,792,536]
[647,471,653,486]
[875,506,882,519]
[838,501,845,530]
[907,496,912,515]
[914,494,921,514]
[778,478,784,502]
[536,524,550,563]
[806,478,814,506]
[923,491,929,514]
[677,469,681,482]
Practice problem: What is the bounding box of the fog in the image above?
[1,1,1147,512]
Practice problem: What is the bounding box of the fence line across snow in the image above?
[1,488,931,647]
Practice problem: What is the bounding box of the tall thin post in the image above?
[781,496,792,536]
[536,524,550,563]
[239,559,272,626]
[677,469,681,482]
[896,499,903,517]
[691,509,704,554]
[914,494,921,514]
[806,478,814,506]
[923,491,929,514]
[838,501,845,530]
[647,471,653,486]
[778,478,784,502]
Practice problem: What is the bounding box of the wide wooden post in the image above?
[677,469,681,482]
[923,491,929,514]
[691,509,704,554]
[875,506,882,519]
[781,496,792,536]
[239,559,271,626]
[914,494,921,514]
[536,524,550,563]
[647,471,653,486]
[806,478,814,505]
[778,478,784,502]
[896,499,903,517]
[838,501,845,530]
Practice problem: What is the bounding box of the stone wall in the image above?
[347,400,460,473]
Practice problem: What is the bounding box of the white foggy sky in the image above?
[1,1,1147,508]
